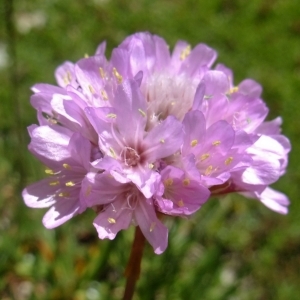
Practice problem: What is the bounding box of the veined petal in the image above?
[22,178,58,208]
[93,197,133,240]
[114,80,147,143]
[135,198,168,254]
[143,115,183,161]
[42,197,81,229]
[259,187,289,214]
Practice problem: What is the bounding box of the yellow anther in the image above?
[65,181,76,187]
[200,153,210,162]
[48,117,58,124]
[58,192,70,197]
[63,163,71,170]
[88,85,95,94]
[101,89,108,100]
[228,86,239,94]
[246,118,251,124]
[150,222,156,232]
[106,113,117,119]
[212,140,221,146]
[148,163,154,169]
[190,139,198,147]
[108,218,116,224]
[205,165,213,176]
[138,108,146,117]
[49,180,60,186]
[178,200,184,207]
[63,75,69,85]
[164,178,173,187]
[84,53,89,58]
[182,178,190,186]
[45,169,55,175]
[160,139,165,143]
[180,45,191,60]
[67,71,72,82]
[112,67,123,84]
[99,67,106,79]
[109,147,117,158]
[85,185,92,196]
[225,156,233,166]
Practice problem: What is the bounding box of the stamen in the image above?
[63,163,71,170]
[212,140,221,146]
[112,67,123,84]
[150,222,156,232]
[180,45,191,60]
[67,71,72,82]
[178,200,184,207]
[108,218,116,224]
[148,163,154,169]
[160,139,165,143]
[106,113,117,119]
[49,180,60,186]
[190,139,198,147]
[99,67,106,79]
[58,192,70,197]
[205,165,213,176]
[85,185,92,196]
[101,89,108,100]
[228,86,239,94]
[138,108,146,117]
[84,53,89,58]
[182,178,190,186]
[200,153,210,161]
[88,85,95,94]
[109,147,117,158]
[65,181,76,187]
[225,157,233,165]
[45,169,55,175]
[164,178,173,187]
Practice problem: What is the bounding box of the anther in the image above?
[190,139,198,147]
[212,140,221,146]
[112,67,123,84]
[225,157,233,165]
[108,218,116,224]
[180,45,191,60]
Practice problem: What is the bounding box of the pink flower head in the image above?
[23,32,290,254]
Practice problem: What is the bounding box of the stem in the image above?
[122,226,145,300]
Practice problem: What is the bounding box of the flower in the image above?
[23,32,290,254]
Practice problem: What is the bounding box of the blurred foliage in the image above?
[0,0,300,299]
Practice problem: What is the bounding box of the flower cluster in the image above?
[22,32,290,254]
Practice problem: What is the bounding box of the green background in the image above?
[0,0,299,299]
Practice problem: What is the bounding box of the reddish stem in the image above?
[122,226,145,300]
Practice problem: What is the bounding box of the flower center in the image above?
[143,72,197,129]
[122,147,140,167]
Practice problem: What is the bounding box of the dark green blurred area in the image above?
[0,0,299,299]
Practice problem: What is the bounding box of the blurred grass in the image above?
[0,0,300,299]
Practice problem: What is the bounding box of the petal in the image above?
[42,197,81,229]
[114,80,147,143]
[143,116,183,161]
[28,125,72,166]
[95,41,106,56]
[22,178,58,208]
[182,110,206,155]
[55,61,78,88]
[259,187,289,214]
[135,199,168,254]
[93,197,133,240]
[68,133,91,171]
[82,172,127,207]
